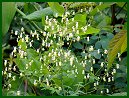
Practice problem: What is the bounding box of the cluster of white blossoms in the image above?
[2,8,123,95]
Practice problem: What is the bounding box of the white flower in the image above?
[15,31,18,35]
[108,77,111,82]
[72,26,75,32]
[13,66,16,71]
[103,77,106,81]
[82,70,85,74]
[25,35,29,42]
[17,91,20,96]
[21,38,24,42]
[82,63,85,67]
[116,64,119,69]
[88,54,91,58]
[119,57,121,61]
[39,77,41,82]
[76,22,78,29]
[96,81,99,85]
[94,83,96,86]
[59,62,62,66]
[90,67,93,71]
[20,73,23,77]
[84,76,87,79]
[113,69,116,74]
[106,89,109,93]
[80,9,83,12]
[58,52,61,56]
[8,84,11,88]
[46,16,48,20]
[70,56,74,65]
[100,62,104,67]
[12,76,16,81]
[106,72,109,77]
[75,69,78,73]
[104,49,108,54]
[97,49,100,54]
[13,47,17,53]
[36,49,40,53]
[37,34,39,40]
[100,90,103,94]
[87,36,90,42]
[76,36,80,41]
[112,77,114,81]
[21,27,24,32]
[52,56,55,61]
[72,11,75,15]
[46,78,49,86]
[25,64,28,69]
[89,46,94,51]
[69,33,73,38]
[87,73,90,79]
[4,60,7,66]
[92,59,95,64]
[43,31,46,36]
[34,80,37,86]
[8,73,12,78]
[118,53,121,57]
[51,26,54,30]
[20,33,23,38]
[59,87,62,90]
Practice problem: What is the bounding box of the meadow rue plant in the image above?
[2,2,127,96]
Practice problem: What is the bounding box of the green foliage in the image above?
[23,7,53,21]
[2,2,127,96]
[108,30,127,70]
[2,2,16,37]
[48,2,65,17]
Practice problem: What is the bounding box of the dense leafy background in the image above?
[2,2,127,96]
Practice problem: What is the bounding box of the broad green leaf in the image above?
[2,2,16,37]
[90,3,115,16]
[18,39,27,51]
[121,35,127,54]
[97,16,111,29]
[23,7,53,21]
[26,49,38,59]
[74,14,87,25]
[100,39,109,49]
[108,92,127,96]
[68,14,86,29]
[48,2,64,17]
[79,26,100,35]
[95,41,101,49]
[116,2,127,11]
[73,42,83,49]
[108,30,127,70]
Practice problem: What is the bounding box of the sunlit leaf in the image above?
[108,30,127,70]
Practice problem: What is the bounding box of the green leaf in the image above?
[121,35,127,54]
[18,39,27,51]
[23,7,53,21]
[90,3,115,16]
[81,26,100,35]
[108,92,127,96]
[48,2,65,17]
[95,41,101,49]
[108,30,127,70]
[73,42,83,49]
[116,2,127,11]
[2,2,16,37]
[100,39,109,49]
[97,16,111,29]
